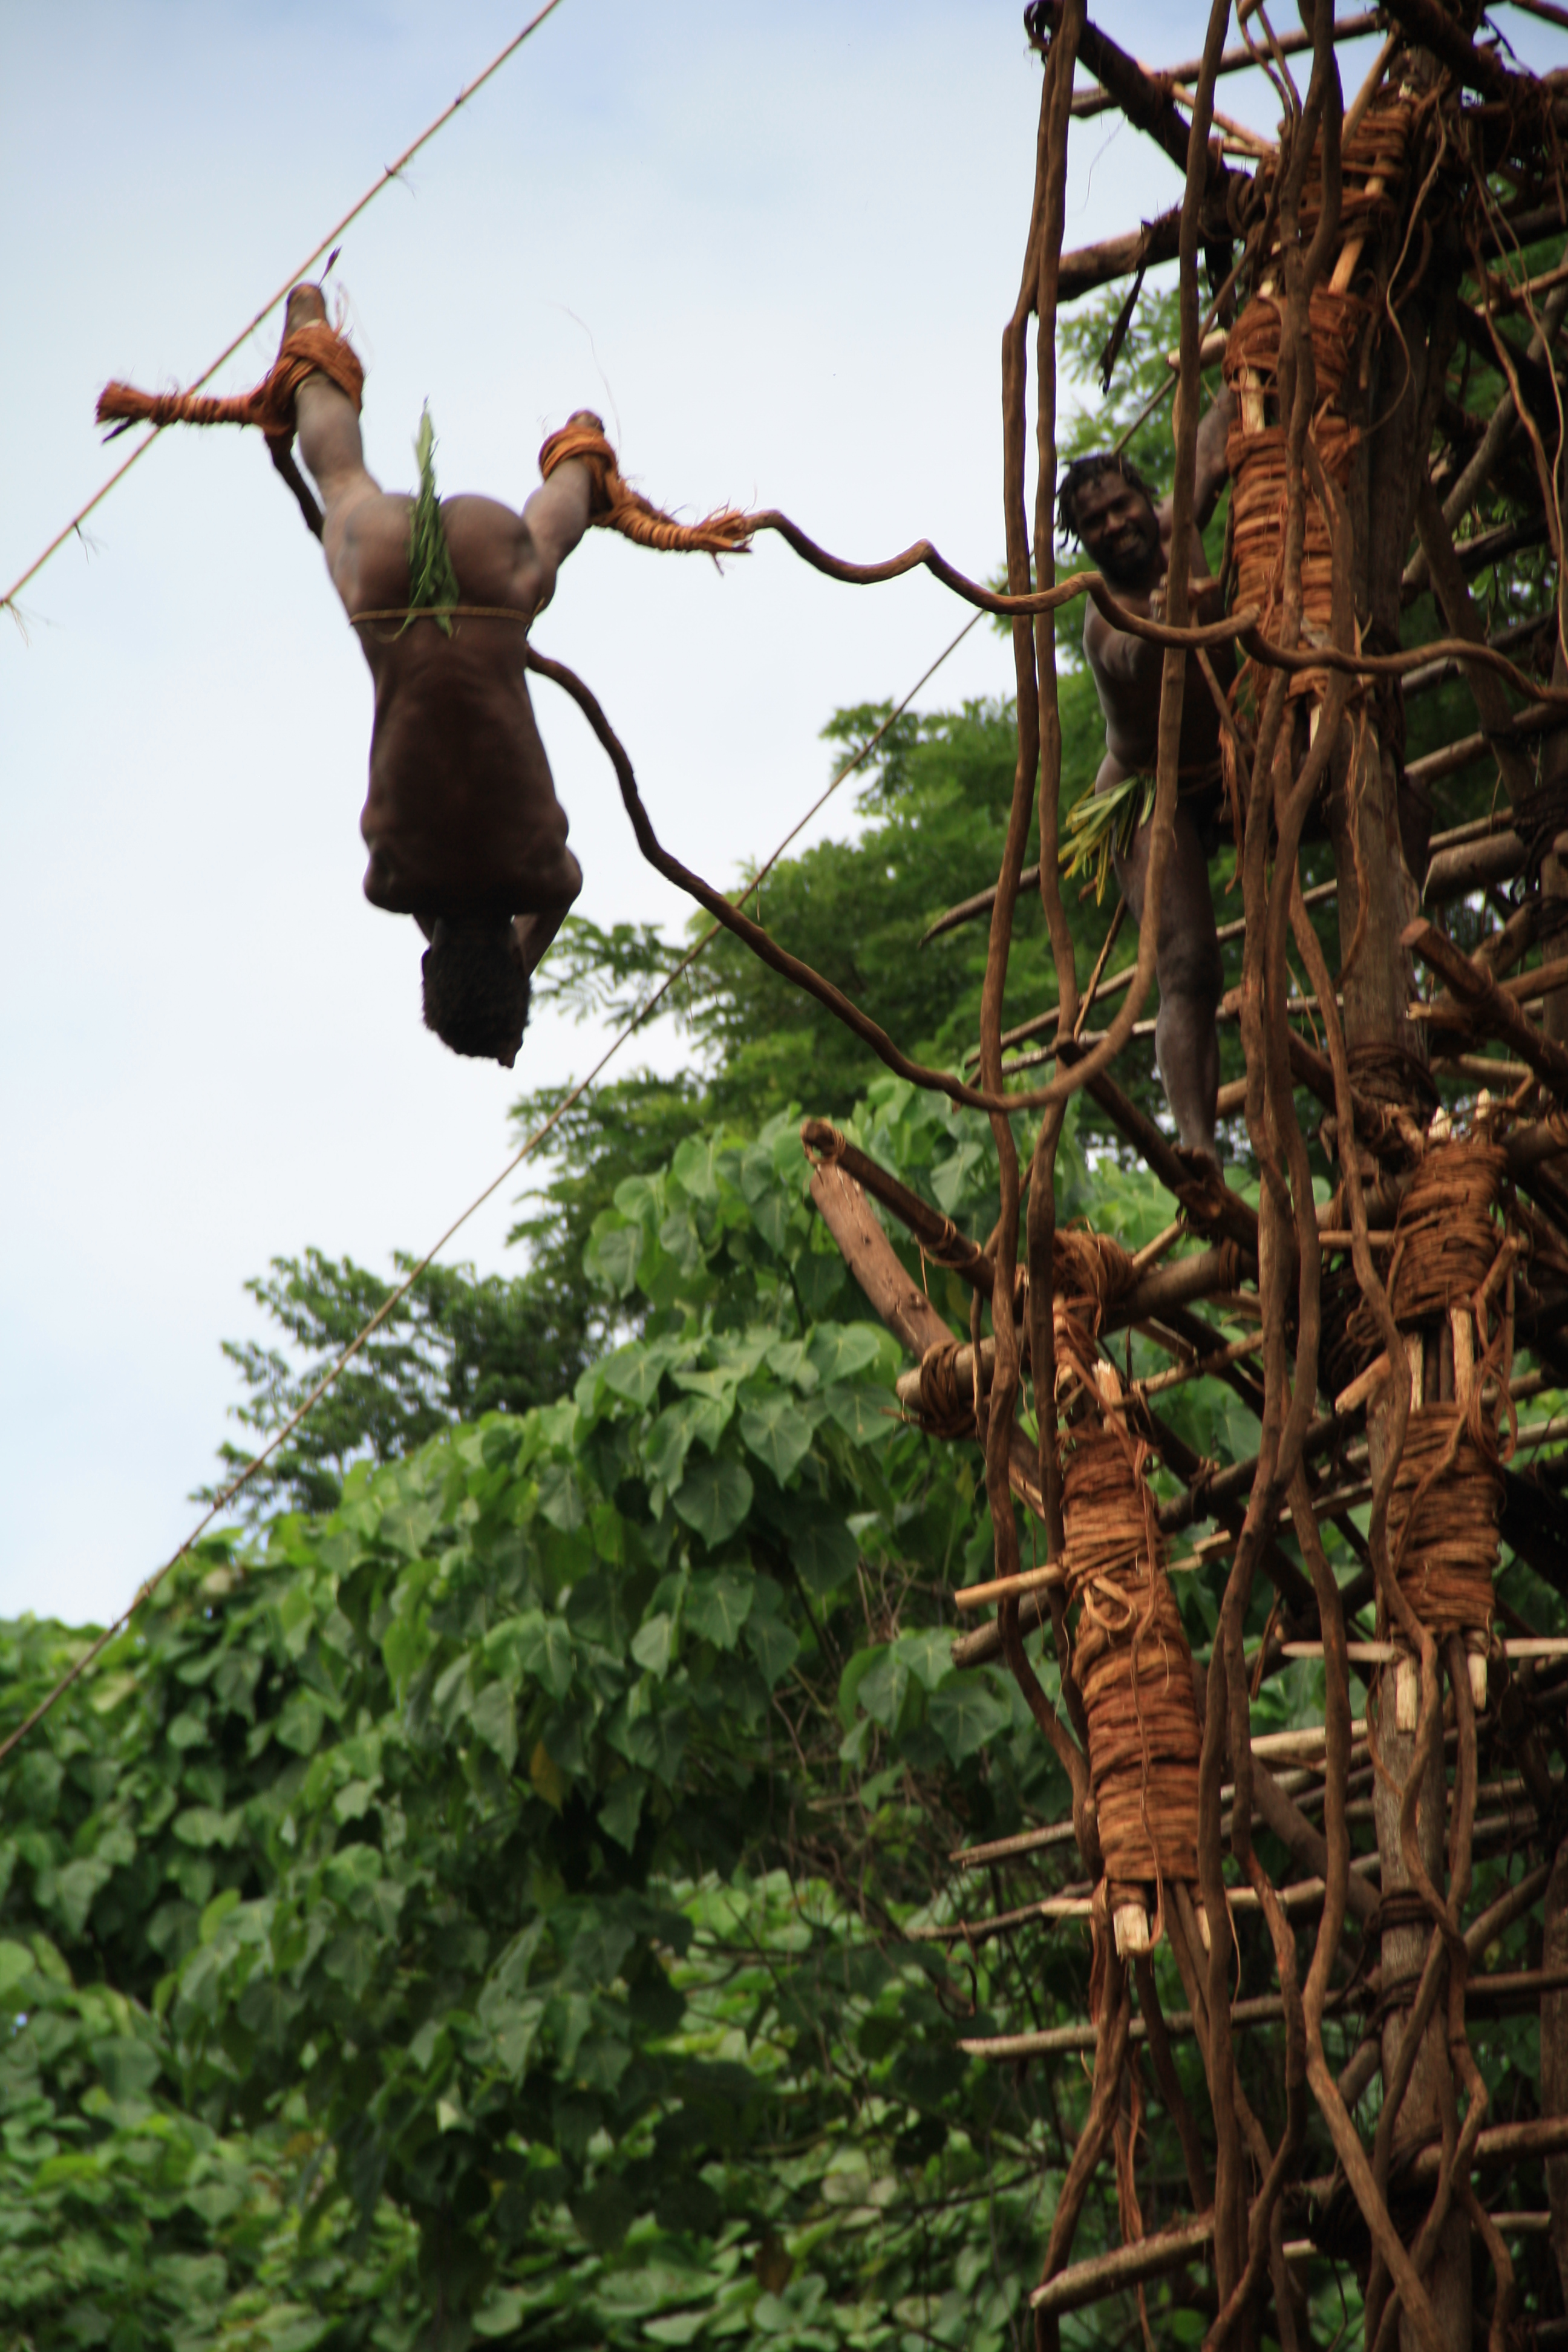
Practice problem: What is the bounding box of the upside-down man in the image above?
[98,284,750,1068]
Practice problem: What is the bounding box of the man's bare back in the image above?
[287,283,598,1062]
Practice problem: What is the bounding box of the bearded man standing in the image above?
[1057,387,1236,1162]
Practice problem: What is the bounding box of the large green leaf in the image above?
[803,1324,885,1387]
[586,1217,643,1299]
[742,1585,801,1688]
[598,1771,647,1852]
[0,1941,33,2005]
[630,1613,674,1679]
[739,1393,819,1485]
[684,1568,756,1650]
[536,1458,586,1532]
[472,2290,526,2337]
[274,1690,327,1755]
[853,1645,912,1731]
[171,1806,245,1852]
[599,1340,671,1410]
[927,1675,1014,1763]
[469,1679,518,1771]
[822,1383,901,1445]
[788,1503,859,1599]
[670,1133,721,1202]
[487,1610,575,1700]
[644,1392,728,1494]
[476,1923,545,2077]
[671,1456,753,1547]
[896,1628,954,1692]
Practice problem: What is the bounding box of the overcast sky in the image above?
[5,4,1551,1628]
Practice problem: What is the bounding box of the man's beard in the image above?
[1094,524,1158,589]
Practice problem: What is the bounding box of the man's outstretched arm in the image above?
[1192,385,1236,531]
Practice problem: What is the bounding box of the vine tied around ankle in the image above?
[537,418,757,557]
[96,324,365,447]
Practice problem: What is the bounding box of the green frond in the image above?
[403,403,462,636]
[1057,773,1156,904]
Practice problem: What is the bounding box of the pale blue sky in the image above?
[4,5,1549,1625]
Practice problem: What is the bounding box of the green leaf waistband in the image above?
[1058,773,1157,904]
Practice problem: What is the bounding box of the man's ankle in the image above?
[283,283,330,339]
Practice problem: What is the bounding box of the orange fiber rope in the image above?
[1388,1405,1502,1642]
[538,416,759,558]
[1062,1419,1203,1892]
[1055,1301,1203,1898]
[1053,1227,1139,1334]
[1387,1138,1508,1328]
[96,324,364,448]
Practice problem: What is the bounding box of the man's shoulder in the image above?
[1085,584,1150,645]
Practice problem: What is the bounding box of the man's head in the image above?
[421,915,529,1069]
[1058,453,1160,587]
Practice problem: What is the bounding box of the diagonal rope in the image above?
[1,0,567,622]
[0,611,978,1769]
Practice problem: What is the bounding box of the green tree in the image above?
[203,1252,593,1523]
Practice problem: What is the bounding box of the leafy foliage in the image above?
[8,1079,1561,2346]
[203,1253,592,1523]
[1,1096,1085,2349]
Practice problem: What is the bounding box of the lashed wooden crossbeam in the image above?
[953,1768,1552,1873]
[1039,4,1226,183]
[1029,2118,1568,2318]
[913,1861,1379,1939]
[949,1363,1568,1671]
[1030,2213,1217,2319]
[1381,0,1542,104]
[805,1159,1048,1523]
[961,1970,1568,2063]
[1068,12,1382,120]
[800,1120,995,1291]
[1405,920,1568,1100]
[1060,211,1183,303]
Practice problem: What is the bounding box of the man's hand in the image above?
[1191,576,1227,626]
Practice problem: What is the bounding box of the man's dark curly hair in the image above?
[421,915,530,1068]
[1057,451,1157,544]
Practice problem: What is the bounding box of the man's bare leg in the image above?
[281,285,387,605]
[1111,789,1223,1160]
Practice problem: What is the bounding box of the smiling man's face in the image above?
[1070,469,1161,589]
